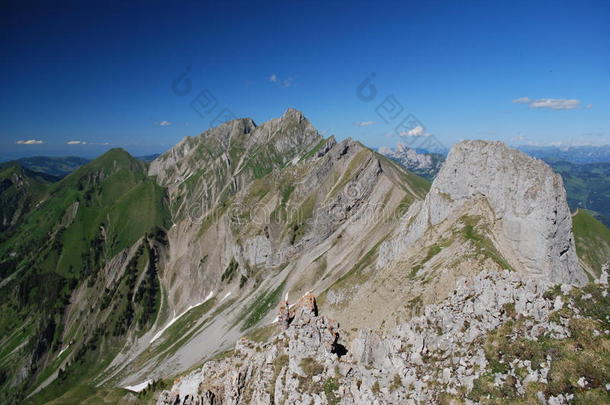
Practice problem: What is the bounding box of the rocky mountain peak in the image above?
[257,107,318,143]
[208,117,257,136]
[148,110,320,188]
[382,140,587,285]
[438,140,584,283]
[281,107,305,120]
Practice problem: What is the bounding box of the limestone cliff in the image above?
[379,140,587,285]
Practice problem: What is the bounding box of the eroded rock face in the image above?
[380,140,587,285]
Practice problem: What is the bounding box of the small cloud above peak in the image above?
[399,125,428,137]
[512,97,581,110]
[67,140,87,145]
[159,120,172,126]
[354,121,376,127]
[268,73,293,88]
[16,139,43,145]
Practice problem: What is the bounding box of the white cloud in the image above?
[269,73,293,87]
[512,97,531,104]
[159,120,172,126]
[354,121,376,127]
[530,98,580,110]
[16,139,43,145]
[67,140,87,145]
[399,125,428,137]
[512,97,581,110]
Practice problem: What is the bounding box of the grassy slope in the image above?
[572,209,610,277]
[1,148,170,277]
[547,160,610,226]
[0,163,55,239]
[0,149,171,404]
[470,282,610,404]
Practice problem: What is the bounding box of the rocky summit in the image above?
[0,110,608,405]
[380,140,587,285]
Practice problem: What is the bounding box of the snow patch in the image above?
[124,379,152,393]
[150,293,215,344]
[57,344,70,359]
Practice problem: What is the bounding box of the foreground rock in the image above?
[156,270,609,404]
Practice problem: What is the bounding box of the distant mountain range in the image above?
[12,156,90,178]
[377,144,444,181]
[516,144,610,164]
[5,154,161,178]
[8,145,610,178]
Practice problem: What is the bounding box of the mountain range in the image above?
[517,144,610,164]
[0,109,608,404]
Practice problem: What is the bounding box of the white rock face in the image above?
[380,140,587,285]
[243,235,272,267]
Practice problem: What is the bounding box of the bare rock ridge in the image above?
[380,140,587,285]
[148,108,320,189]
[156,271,609,404]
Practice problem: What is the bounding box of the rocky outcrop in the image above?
[156,271,609,404]
[380,140,587,285]
[156,294,344,405]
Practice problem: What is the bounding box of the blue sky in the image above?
[1,0,609,159]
